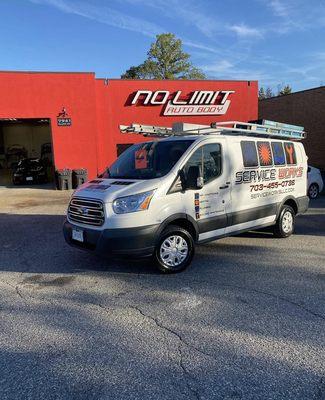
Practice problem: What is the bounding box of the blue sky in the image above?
[0,0,324,91]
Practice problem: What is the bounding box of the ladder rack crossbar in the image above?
[119,124,172,137]
[211,121,306,139]
[119,121,306,140]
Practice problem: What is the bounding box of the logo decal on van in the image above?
[257,142,272,166]
[194,193,200,219]
[272,142,286,165]
[278,167,303,179]
[235,169,276,184]
[284,142,296,164]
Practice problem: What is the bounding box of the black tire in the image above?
[308,183,319,199]
[273,205,295,238]
[154,225,195,273]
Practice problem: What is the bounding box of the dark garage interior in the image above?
[0,118,54,187]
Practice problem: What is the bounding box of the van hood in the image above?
[72,178,161,203]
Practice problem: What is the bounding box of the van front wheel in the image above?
[273,205,295,238]
[154,225,195,273]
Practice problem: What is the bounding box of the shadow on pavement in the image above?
[0,201,324,275]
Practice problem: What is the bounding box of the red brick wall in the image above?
[259,87,325,171]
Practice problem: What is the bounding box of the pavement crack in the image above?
[128,305,183,341]
[15,284,25,300]
[1,280,28,302]
[128,304,222,361]
[223,284,325,321]
[128,305,202,400]
[178,346,201,400]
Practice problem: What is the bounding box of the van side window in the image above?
[203,144,222,183]
[241,141,258,167]
[184,143,222,184]
[284,142,296,165]
[271,142,286,165]
[257,142,273,166]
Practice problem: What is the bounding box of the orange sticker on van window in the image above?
[284,142,296,165]
[135,149,148,169]
[257,142,272,166]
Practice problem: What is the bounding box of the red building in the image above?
[0,71,258,185]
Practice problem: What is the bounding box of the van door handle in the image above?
[219,185,229,189]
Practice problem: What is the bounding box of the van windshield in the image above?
[103,140,194,180]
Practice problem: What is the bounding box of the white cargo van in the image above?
[63,121,309,273]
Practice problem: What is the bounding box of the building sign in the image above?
[57,118,72,126]
[57,107,72,126]
[130,90,235,116]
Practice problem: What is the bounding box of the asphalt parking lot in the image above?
[0,187,324,400]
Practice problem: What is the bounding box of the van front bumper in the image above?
[63,220,159,257]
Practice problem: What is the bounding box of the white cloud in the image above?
[181,39,221,55]
[313,51,325,61]
[268,0,289,17]
[202,60,234,74]
[28,0,325,91]
[29,0,163,37]
[263,0,325,33]
[200,59,271,83]
[30,0,225,55]
[119,0,221,38]
[229,24,263,38]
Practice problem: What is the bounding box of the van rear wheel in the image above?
[273,205,295,238]
[154,225,194,273]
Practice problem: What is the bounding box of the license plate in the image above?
[26,176,33,181]
[72,229,84,242]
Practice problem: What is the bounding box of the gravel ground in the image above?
[0,187,324,400]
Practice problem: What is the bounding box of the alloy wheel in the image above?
[309,184,319,199]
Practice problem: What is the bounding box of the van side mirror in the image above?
[179,169,187,191]
[185,165,204,190]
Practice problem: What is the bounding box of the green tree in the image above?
[258,87,266,100]
[121,33,206,80]
[278,84,292,96]
[121,62,156,79]
[259,86,274,98]
[265,87,274,98]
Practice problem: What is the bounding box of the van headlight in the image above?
[112,190,155,214]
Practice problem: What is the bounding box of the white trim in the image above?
[198,215,276,241]
[199,227,225,241]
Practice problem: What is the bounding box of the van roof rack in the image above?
[210,121,306,140]
[119,123,172,137]
[119,120,306,140]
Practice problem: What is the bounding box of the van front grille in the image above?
[68,197,105,226]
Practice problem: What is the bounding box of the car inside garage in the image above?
[0,118,54,187]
